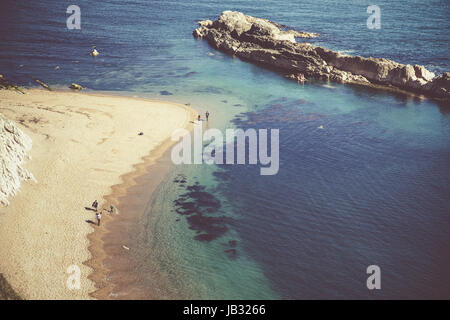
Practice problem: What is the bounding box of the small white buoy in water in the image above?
[318,125,324,129]
[90,45,99,57]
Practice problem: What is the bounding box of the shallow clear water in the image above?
[1,0,449,299]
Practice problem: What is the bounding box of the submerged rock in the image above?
[0,113,35,206]
[228,240,237,247]
[90,46,99,57]
[0,75,25,94]
[224,248,237,255]
[193,11,449,100]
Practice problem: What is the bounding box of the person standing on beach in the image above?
[96,212,102,226]
[205,111,210,121]
[197,114,201,122]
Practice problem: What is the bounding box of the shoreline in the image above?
[0,88,196,299]
[84,126,194,300]
[0,274,21,300]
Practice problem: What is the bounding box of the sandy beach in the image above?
[0,88,195,299]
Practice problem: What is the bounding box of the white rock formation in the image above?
[0,113,35,206]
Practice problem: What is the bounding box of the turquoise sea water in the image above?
[1,0,449,299]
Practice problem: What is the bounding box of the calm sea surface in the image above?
[1,0,449,299]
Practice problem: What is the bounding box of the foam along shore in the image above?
[0,88,195,299]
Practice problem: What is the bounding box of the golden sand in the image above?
[0,89,195,299]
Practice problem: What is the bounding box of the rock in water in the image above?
[34,79,53,91]
[90,46,99,57]
[193,11,449,100]
[0,113,35,206]
[0,75,26,94]
[69,83,83,90]
[424,72,450,99]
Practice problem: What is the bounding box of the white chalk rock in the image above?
[0,113,35,206]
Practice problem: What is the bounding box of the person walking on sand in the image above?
[197,114,201,122]
[205,111,210,121]
[96,212,102,226]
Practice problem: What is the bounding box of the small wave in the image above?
[337,50,356,55]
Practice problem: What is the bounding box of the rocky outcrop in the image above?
[424,72,450,99]
[69,83,84,90]
[0,113,34,206]
[0,75,25,94]
[193,11,449,100]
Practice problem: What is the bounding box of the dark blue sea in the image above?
[1,0,449,299]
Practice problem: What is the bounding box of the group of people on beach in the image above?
[197,110,210,122]
[89,111,211,226]
[91,200,116,226]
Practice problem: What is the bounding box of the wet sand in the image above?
[0,274,21,300]
[85,138,185,299]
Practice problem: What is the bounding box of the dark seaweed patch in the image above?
[224,248,238,259]
[173,181,230,242]
[232,97,324,127]
[180,71,197,78]
[173,174,187,184]
[193,86,224,94]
